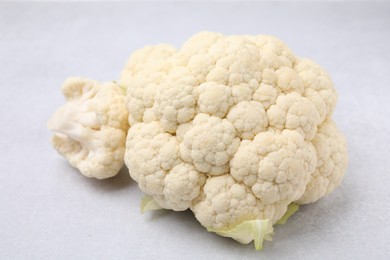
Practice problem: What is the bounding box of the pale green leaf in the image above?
[112,80,127,95]
[208,219,274,250]
[140,195,162,214]
[276,203,299,225]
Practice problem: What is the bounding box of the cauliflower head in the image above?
[122,32,348,247]
[48,77,129,179]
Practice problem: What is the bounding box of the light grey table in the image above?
[1,1,389,259]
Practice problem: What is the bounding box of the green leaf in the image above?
[140,195,163,214]
[276,203,299,225]
[112,80,127,95]
[208,219,274,250]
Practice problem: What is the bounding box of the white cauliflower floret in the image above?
[125,121,180,194]
[192,175,266,230]
[159,163,206,211]
[120,44,176,87]
[226,101,268,140]
[294,59,337,123]
[267,92,321,140]
[126,121,208,211]
[253,83,279,109]
[274,66,304,94]
[192,175,290,231]
[48,77,128,179]
[296,120,348,204]
[152,67,199,133]
[180,114,240,175]
[197,82,233,117]
[231,83,253,104]
[230,130,317,205]
[122,32,348,249]
[120,45,176,125]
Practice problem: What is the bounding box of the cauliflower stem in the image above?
[48,103,101,150]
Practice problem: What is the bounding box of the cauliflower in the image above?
[122,32,348,249]
[48,77,129,179]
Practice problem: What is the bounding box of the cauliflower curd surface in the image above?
[121,32,348,230]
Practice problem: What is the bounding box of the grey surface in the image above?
[1,1,390,259]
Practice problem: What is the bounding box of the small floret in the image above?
[48,77,128,179]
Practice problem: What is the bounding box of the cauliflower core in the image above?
[48,77,129,179]
[122,32,348,243]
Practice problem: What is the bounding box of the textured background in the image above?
[1,1,389,259]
